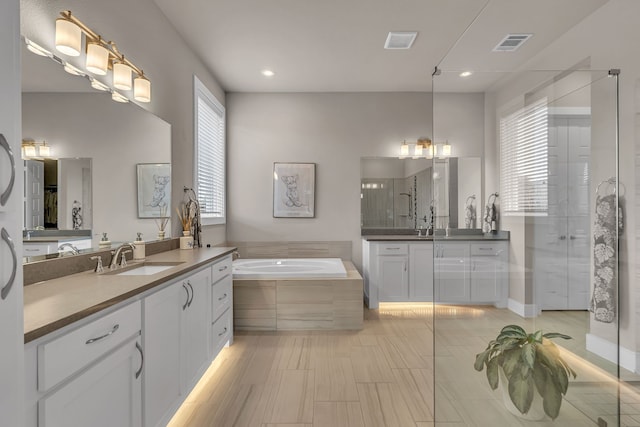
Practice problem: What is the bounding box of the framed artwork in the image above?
[136,163,171,218]
[273,162,316,218]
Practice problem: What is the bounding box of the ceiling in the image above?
[154,0,608,93]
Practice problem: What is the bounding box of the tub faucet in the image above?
[58,243,79,255]
[110,243,136,269]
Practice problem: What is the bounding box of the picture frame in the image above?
[273,162,316,218]
[136,163,171,218]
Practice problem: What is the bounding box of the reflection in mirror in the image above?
[21,40,171,263]
[361,156,482,231]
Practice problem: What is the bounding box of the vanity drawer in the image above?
[211,255,232,284]
[470,243,506,256]
[211,307,232,356]
[377,243,408,255]
[212,275,232,323]
[37,301,141,392]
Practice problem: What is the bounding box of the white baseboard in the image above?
[507,298,538,318]
[586,333,638,373]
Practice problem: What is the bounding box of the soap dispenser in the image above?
[98,232,111,248]
[133,232,146,260]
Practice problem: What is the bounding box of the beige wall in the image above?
[226,92,484,270]
[20,0,226,246]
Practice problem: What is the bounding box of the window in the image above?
[194,76,226,225]
[499,98,548,216]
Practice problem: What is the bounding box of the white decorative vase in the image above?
[499,368,547,421]
[180,231,193,250]
[157,230,165,240]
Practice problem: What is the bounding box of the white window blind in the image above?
[194,76,225,225]
[499,98,548,216]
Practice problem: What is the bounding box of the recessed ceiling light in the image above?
[261,69,275,77]
[460,71,472,77]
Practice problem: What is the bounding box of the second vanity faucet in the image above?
[110,243,136,270]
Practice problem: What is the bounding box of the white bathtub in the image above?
[232,258,347,279]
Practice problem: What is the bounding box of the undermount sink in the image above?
[111,261,185,276]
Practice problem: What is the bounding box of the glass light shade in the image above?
[86,42,109,75]
[134,76,151,103]
[413,144,423,157]
[399,142,409,157]
[111,91,129,103]
[113,62,132,90]
[63,62,84,76]
[442,143,452,157]
[25,39,52,57]
[23,145,36,158]
[426,144,434,158]
[55,19,82,57]
[90,79,110,91]
[38,143,50,157]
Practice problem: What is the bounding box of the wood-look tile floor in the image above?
[168,305,640,427]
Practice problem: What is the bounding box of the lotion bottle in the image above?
[133,232,146,260]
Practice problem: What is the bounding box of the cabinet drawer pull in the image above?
[186,281,194,307]
[135,341,144,379]
[182,284,190,310]
[1,228,17,300]
[85,324,119,344]
[386,247,400,250]
[218,293,228,301]
[0,134,16,207]
[218,327,228,337]
[218,265,228,272]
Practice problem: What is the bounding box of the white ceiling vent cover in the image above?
[493,34,533,52]
[384,32,418,49]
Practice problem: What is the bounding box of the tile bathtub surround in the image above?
[23,238,180,285]
[227,241,352,260]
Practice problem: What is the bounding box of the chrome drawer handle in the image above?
[182,284,190,310]
[0,134,16,207]
[218,265,228,272]
[135,341,144,379]
[186,281,194,307]
[218,327,228,337]
[1,228,17,300]
[85,324,119,344]
[218,293,227,301]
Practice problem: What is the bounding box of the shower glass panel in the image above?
[432,68,623,426]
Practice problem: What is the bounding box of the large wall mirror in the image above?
[21,41,172,262]
[361,156,482,232]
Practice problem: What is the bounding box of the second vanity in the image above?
[362,232,509,309]
[23,245,235,427]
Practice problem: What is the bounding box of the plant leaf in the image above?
[500,325,527,338]
[533,361,548,396]
[486,357,499,390]
[475,350,489,371]
[502,348,521,378]
[542,332,572,340]
[508,372,535,415]
[532,330,543,343]
[522,343,536,369]
[552,362,569,394]
[543,372,563,419]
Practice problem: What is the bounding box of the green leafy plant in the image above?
[474,325,577,419]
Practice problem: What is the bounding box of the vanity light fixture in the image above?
[21,139,52,159]
[54,10,151,102]
[399,140,410,157]
[111,91,129,103]
[90,78,110,92]
[38,141,51,157]
[63,62,85,76]
[435,141,452,158]
[25,38,52,57]
[415,137,432,159]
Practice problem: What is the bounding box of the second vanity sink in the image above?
[109,261,185,276]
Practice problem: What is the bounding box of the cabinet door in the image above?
[143,282,185,427]
[470,257,501,302]
[0,1,23,425]
[182,268,211,391]
[39,337,142,427]
[409,244,434,301]
[435,243,469,302]
[378,255,408,301]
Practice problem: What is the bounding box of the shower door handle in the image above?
[1,228,18,300]
[559,235,566,240]
[0,134,16,207]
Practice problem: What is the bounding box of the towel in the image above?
[590,193,623,323]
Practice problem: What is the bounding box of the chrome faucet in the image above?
[110,243,136,270]
[58,242,79,255]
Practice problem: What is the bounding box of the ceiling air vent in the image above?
[384,32,418,49]
[493,34,533,52]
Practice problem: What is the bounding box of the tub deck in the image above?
[233,261,363,331]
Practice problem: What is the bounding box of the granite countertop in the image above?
[24,235,92,243]
[362,232,510,241]
[24,246,236,343]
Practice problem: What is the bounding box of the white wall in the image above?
[23,93,170,245]
[227,92,484,269]
[20,0,227,246]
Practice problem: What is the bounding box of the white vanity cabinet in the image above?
[469,242,508,307]
[25,301,143,427]
[143,266,213,427]
[376,243,409,302]
[409,243,434,301]
[434,242,470,302]
[211,256,233,356]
